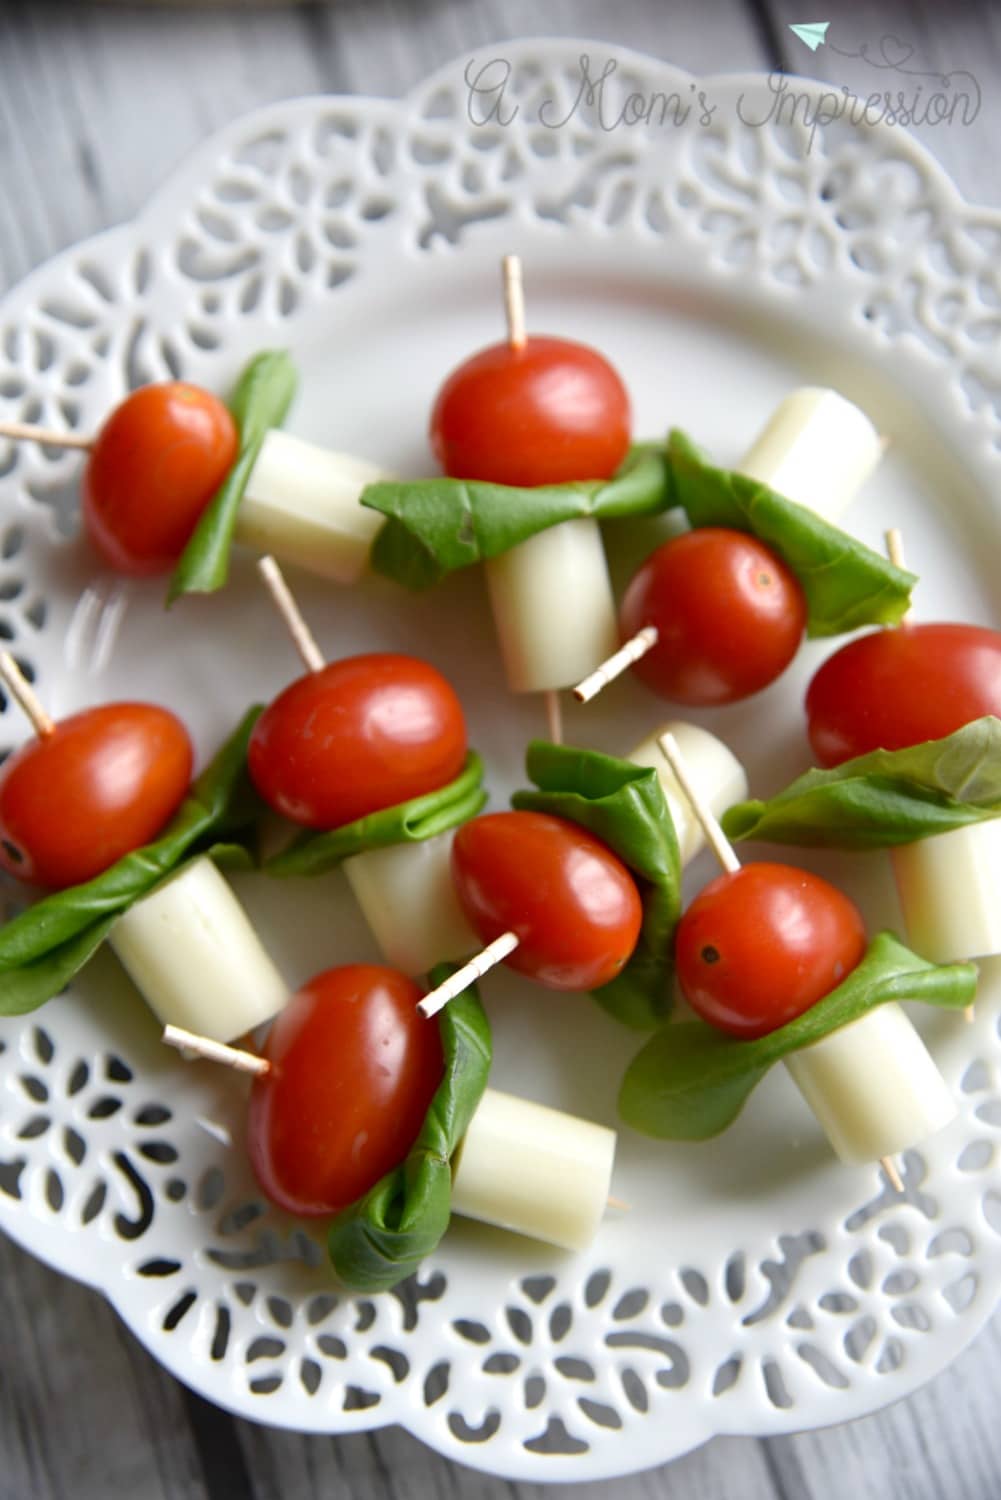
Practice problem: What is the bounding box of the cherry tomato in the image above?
[82,383,238,576]
[0,702,192,889]
[430,336,631,486]
[248,654,467,830]
[452,811,642,991]
[247,964,443,1217]
[806,621,1001,767]
[618,528,807,706]
[675,863,867,1040]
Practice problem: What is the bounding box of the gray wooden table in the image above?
[2,3,1001,1496]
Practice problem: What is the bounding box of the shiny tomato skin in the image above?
[675,863,867,1040]
[430,335,631,486]
[248,965,444,1217]
[806,621,1001,767]
[82,383,238,576]
[0,703,193,889]
[451,810,643,991]
[248,654,467,830]
[619,528,807,706]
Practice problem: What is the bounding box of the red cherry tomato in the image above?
[618,528,807,706]
[675,863,867,1040]
[0,703,192,889]
[82,383,238,576]
[247,964,443,1217]
[452,811,643,991]
[806,621,1001,767]
[430,336,631,486]
[248,654,467,830]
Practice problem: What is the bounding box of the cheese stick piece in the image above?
[784,1003,956,1164]
[891,820,1001,963]
[235,430,389,584]
[485,519,618,693]
[739,388,882,524]
[342,831,478,977]
[450,1088,616,1250]
[627,720,748,864]
[109,856,289,1043]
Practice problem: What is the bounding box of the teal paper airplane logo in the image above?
[789,21,830,51]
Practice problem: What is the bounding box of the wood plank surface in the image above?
[763,0,1001,207]
[2,4,1001,1498]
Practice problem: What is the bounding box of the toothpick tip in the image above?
[880,1154,905,1194]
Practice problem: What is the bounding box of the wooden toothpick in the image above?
[574,625,659,703]
[0,418,93,452]
[498,254,566,746]
[417,931,520,1018]
[880,1155,904,1194]
[884,528,913,625]
[256,555,326,673]
[545,688,564,745]
[0,652,54,737]
[163,1024,270,1078]
[658,730,905,1197]
[657,731,740,875]
[502,254,526,350]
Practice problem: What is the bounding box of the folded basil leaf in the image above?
[326,970,492,1293]
[363,443,671,591]
[724,717,1001,850]
[0,915,118,1019]
[167,351,298,603]
[265,752,487,877]
[0,842,253,1018]
[0,709,263,1014]
[511,741,681,1030]
[619,932,976,1140]
[665,429,915,638]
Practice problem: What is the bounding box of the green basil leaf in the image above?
[0,708,263,1012]
[512,741,681,1030]
[265,753,487,877]
[167,351,298,603]
[618,932,976,1140]
[363,444,671,591]
[326,970,492,1293]
[723,717,1001,850]
[0,915,118,1018]
[665,429,915,638]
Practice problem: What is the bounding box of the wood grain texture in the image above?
[2,4,1001,1499]
[763,0,1001,208]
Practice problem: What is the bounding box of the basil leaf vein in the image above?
[0,708,263,1014]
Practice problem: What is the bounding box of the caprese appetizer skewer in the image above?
[163,965,620,1260]
[804,527,1001,1008]
[0,361,392,586]
[253,555,481,976]
[658,731,958,1195]
[574,388,884,705]
[0,654,288,1040]
[432,253,630,741]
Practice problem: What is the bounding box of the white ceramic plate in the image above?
[2,40,1001,1484]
